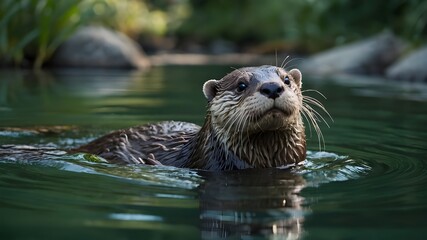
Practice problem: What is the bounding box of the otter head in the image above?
[203,65,303,135]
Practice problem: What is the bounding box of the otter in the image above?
[73,65,311,171]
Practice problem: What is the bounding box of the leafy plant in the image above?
[0,0,186,68]
[32,0,101,69]
[0,0,105,68]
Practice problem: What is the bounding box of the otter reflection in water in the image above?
[73,65,328,171]
[197,168,306,239]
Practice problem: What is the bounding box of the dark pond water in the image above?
[0,66,426,239]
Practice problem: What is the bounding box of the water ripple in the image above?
[297,151,371,187]
[305,145,427,212]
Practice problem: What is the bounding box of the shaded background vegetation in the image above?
[178,0,427,52]
[1,0,426,67]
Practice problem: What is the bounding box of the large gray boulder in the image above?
[51,26,150,69]
[300,32,405,76]
[386,46,427,82]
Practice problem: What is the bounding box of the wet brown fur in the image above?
[73,65,308,171]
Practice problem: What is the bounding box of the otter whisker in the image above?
[302,106,322,140]
[303,99,329,118]
[303,96,332,111]
[280,55,290,69]
[303,103,331,129]
[302,88,333,125]
[302,101,327,126]
[300,108,313,137]
[303,99,332,127]
[303,95,325,107]
[281,57,304,70]
[301,105,325,150]
[302,89,327,99]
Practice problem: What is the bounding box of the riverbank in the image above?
[2,26,427,83]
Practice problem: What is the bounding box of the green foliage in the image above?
[1,0,426,67]
[0,0,178,68]
[0,0,103,68]
[88,0,168,37]
[177,0,427,51]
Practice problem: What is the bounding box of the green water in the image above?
[0,66,426,239]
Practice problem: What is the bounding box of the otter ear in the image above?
[289,69,302,88]
[203,79,218,101]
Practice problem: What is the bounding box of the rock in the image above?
[209,39,237,54]
[386,46,427,82]
[50,26,150,69]
[300,32,405,76]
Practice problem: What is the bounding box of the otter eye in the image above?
[237,82,247,92]
[284,76,291,85]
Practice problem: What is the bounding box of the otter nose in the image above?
[259,82,284,99]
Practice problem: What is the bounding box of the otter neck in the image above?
[185,112,306,170]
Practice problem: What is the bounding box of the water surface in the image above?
[0,66,426,239]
